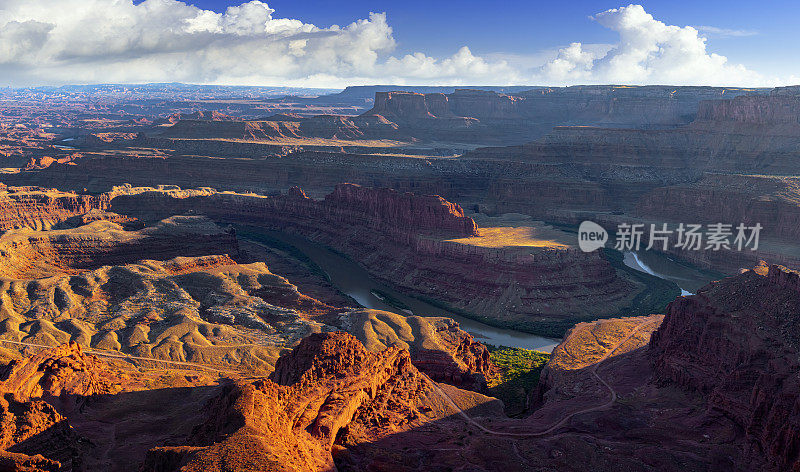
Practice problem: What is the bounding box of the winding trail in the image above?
[0,339,243,375]
[427,318,653,437]
[2,318,652,438]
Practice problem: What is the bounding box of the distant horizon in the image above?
[2,82,791,92]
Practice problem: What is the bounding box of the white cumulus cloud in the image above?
[0,1,786,87]
[536,4,770,86]
[0,0,517,87]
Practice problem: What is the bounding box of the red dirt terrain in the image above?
[1,83,800,471]
[0,264,796,470]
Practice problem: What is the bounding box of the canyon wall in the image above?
[109,184,646,336]
[695,88,800,125]
[651,265,800,471]
[364,86,764,133]
[635,174,800,240]
[0,216,239,279]
[0,186,109,231]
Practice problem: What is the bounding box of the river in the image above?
[241,230,718,353]
[622,250,719,295]
[244,230,561,352]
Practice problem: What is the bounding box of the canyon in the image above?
[0,82,799,471]
[105,183,665,337]
[0,264,797,470]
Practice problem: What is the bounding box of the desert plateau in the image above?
[1,1,799,471]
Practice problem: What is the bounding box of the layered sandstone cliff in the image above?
[363,86,763,137]
[109,184,643,335]
[651,264,800,471]
[695,87,800,126]
[0,186,109,231]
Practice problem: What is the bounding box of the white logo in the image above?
[578,221,608,252]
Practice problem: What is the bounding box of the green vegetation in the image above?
[486,345,550,416]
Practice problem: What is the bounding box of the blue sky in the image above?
[2,0,798,87]
[181,0,799,79]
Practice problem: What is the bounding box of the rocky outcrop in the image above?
[0,450,61,472]
[0,343,116,470]
[144,332,451,472]
[0,342,117,399]
[344,309,493,390]
[533,315,663,408]
[651,264,800,471]
[419,317,493,387]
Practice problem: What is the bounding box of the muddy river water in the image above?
[244,229,718,352]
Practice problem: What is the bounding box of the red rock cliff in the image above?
[0,186,109,231]
[650,264,800,471]
[145,332,443,472]
[323,183,479,236]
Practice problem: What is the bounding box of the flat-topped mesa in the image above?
[324,183,479,237]
[365,91,448,120]
[362,92,479,133]
[695,93,800,126]
[364,90,522,124]
[650,264,800,471]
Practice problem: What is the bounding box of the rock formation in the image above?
[0,215,238,279]
[344,309,494,390]
[651,264,800,471]
[109,184,647,336]
[0,186,108,231]
[0,342,119,399]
